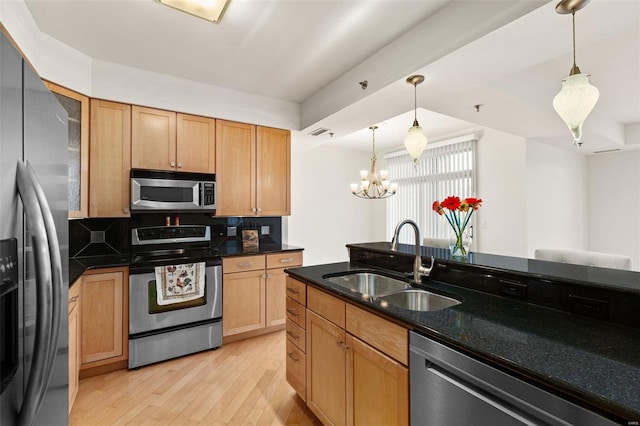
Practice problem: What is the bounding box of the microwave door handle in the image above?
[16,160,53,426]
[25,162,63,398]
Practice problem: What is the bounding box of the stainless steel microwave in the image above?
[130,169,216,212]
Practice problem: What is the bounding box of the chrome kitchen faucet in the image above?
[391,219,434,283]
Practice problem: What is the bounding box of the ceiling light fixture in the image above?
[552,0,599,147]
[404,75,429,165]
[351,126,398,199]
[155,0,230,24]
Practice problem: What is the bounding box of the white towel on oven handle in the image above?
[154,262,206,306]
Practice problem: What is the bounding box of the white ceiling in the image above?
[24,0,640,155]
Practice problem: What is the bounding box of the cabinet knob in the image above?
[257,207,262,213]
[286,287,299,295]
[287,352,300,362]
[237,262,253,268]
[280,258,293,263]
[170,161,176,167]
[68,295,79,304]
[251,208,257,213]
[286,330,299,340]
[286,308,299,316]
[177,163,182,168]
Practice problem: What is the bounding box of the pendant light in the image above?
[351,126,398,199]
[404,75,429,165]
[552,0,599,147]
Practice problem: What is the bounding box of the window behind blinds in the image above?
[385,136,477,244]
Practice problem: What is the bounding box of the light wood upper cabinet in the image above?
[132,106,215,173]
[131,106,176,171]
[80,267,128,367]
[89,100,131,218]
[216,120,291,216]
[176,113,216,173]
[44,82,89,218]
[257,126,290,216]
[216,120,256,216]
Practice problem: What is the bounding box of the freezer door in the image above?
[22,59,69,426]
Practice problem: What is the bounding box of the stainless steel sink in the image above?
[323,272,410,297]
[376,289,461,312]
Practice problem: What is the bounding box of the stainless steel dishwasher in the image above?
[409,331,616,426]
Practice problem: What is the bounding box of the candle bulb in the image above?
[390,182,398,193]
[350,183,359,194]
[379,170,388,180]
[382,180,390,190]
[360,170,368,180]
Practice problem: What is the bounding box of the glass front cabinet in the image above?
[44,82,89,218]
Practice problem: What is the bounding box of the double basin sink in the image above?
[322,271,461,312]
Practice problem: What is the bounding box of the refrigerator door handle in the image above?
[15,160,55,426]
[25,161,63,402]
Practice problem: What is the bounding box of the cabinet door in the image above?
[257,126,290,216]
[307,310,346,426]
[68,282,80,413]
[44,82,89,218]
[81,270,127,365]
[215,120,256,216]
[176,113,215,173]
[131,105,176,171]
[222,269,265,336]
[265,267,287,327]
[89,100,131,217]
[346,334,408,426]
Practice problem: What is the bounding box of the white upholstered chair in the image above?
[534,248,632,270]
[423,238,450,250]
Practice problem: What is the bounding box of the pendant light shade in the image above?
[553,73,599,145]
[405,123,428,163]
[404,75,428,164]
[553,0,598,147]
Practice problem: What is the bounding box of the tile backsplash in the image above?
[70,215,282,258]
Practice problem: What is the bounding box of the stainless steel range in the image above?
[128,225,222,369]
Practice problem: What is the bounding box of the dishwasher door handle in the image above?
[425,362,539,426]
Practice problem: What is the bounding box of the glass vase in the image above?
[448,228,472,258]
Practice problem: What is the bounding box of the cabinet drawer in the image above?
[346,304,408,365]
[285,276,306,305]
[286,340,306,402]
[286,318,306,351]
[267,251,302,269]
[286,297,306,328]
[69,280,81,314]
[222,255,266,273]
[307,286,345,328]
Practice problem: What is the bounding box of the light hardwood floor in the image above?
[70,330,319,425]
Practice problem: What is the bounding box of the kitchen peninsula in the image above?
[285,242,640,425]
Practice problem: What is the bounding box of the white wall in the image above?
[587,150,640,270]
[475,128,528,257]
[286,138,385,266]
[526,141,588,257]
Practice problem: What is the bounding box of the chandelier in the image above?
[351,126,398,199]
[552,0,599,147]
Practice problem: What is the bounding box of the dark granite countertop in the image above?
[69,244,303,286]
[285,261,640,424]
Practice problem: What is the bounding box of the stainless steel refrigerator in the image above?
[1,31,69,425]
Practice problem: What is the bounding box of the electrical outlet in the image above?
[261,225,270,235]
[227,226,237,237]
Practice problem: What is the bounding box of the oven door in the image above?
[129,261,222,336]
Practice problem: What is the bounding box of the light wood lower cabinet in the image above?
[223,252,303,339]
[307,309,347,425]
[286,277,409,426]
[68,280,81,412]
[80,267,129,375]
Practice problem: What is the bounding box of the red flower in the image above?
[465,197,483,210]
[432,201,444,215]
[440,196,461,211]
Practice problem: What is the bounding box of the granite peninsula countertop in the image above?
[285,261,640,424]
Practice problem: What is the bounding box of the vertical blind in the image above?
[385,137,477,244]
